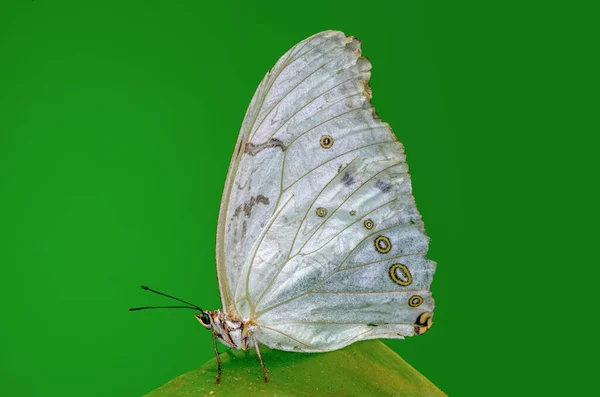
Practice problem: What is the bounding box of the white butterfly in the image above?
[132,30,435,383]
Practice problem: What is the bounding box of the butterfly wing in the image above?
[216,31,435,351]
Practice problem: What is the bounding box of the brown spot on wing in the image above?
[236,177,251,190]
[244,138,286,156]
[376,179,392,193]
[232,195,270,219]
[342,172,355,186]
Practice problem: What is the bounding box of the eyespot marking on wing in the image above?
[414,312,433,335]
[320,135,334,149]
[408,295,423,307]
[349,210,356,216]
[389,264,412,286]
[363,219,374,230]
[374,236,391,254]
[316,207,327,217]
[421,313,433,328]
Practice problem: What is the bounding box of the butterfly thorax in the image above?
[201,309,256,350]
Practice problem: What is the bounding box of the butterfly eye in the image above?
[200,313,211,325]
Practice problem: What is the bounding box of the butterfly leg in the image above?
[212,331,222,384]
[252,335,268,382]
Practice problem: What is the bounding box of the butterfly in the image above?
[131,30,436,384]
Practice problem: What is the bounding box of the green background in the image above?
[0,1,591,396]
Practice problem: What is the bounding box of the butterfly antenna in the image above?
[129,285,204,312]
[129,306,201,311]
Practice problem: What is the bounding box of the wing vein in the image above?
[254,196,397,308]
[308,289,429,295]
[288,33,332,62]
[249,51,352,143]
[255,162,404,309]
[245,47,298,143]
[263,75,369,144]
[257,325,310,347]
[283,140,398,193]
[295,197,399,257]
[256,222,419,317]
[338,252,427,272]
[275,321,413,326]
[293,162,405,256]
[242,194,295,313]
[337,222,417,269]
[252,156,359,307]
[286,107,364,151]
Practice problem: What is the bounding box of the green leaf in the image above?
[145,340,446,396]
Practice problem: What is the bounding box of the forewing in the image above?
[217,31,435,348]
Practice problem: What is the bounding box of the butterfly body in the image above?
[196,310,256,350]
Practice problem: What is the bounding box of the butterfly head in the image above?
[130,286,242,342]
[195,311,214,329]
